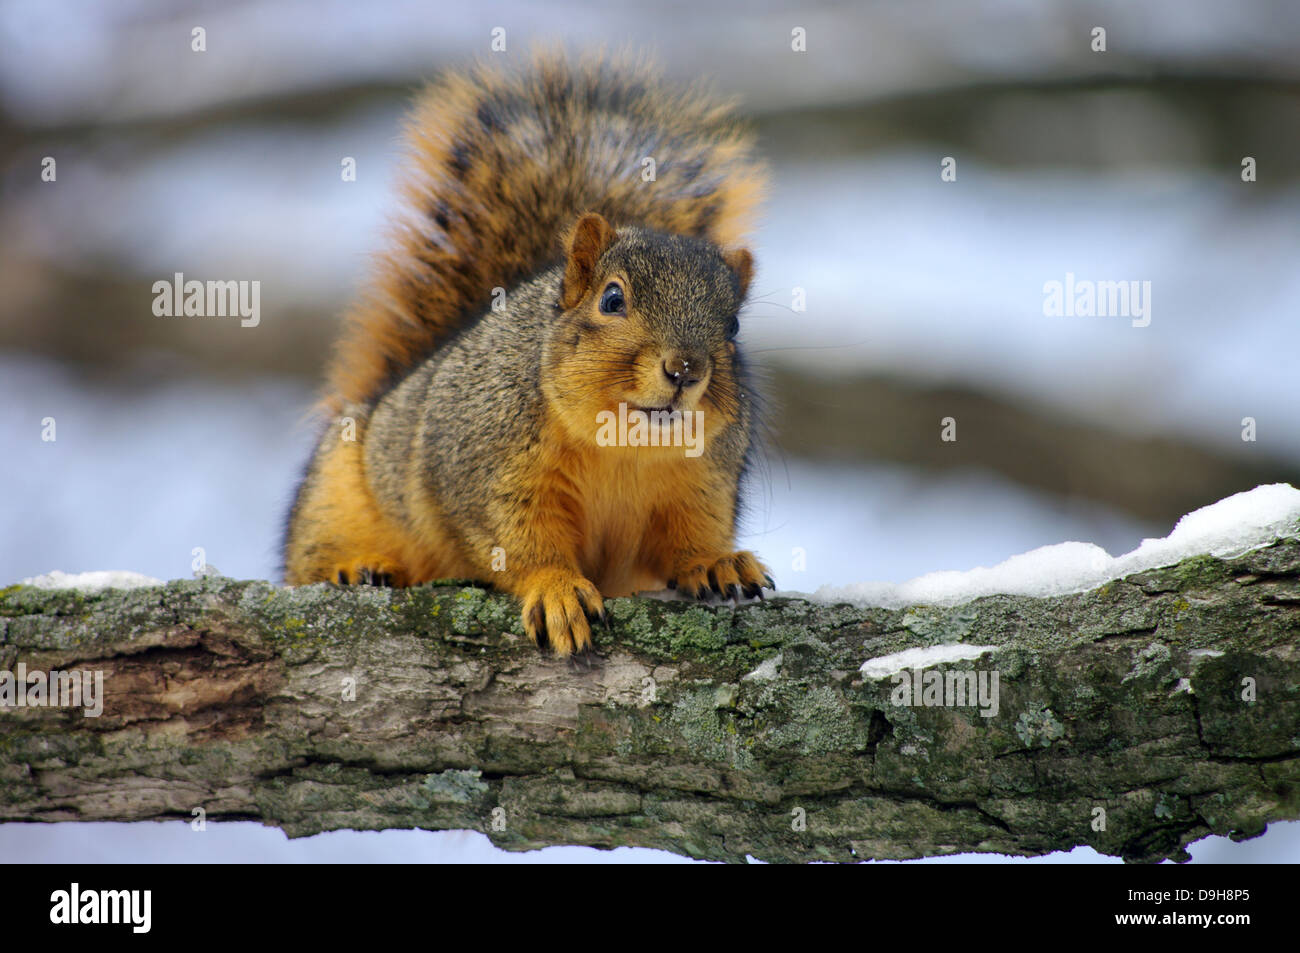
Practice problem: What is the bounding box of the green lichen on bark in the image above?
[1,538,1298,863]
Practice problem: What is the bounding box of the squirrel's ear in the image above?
[561,212,616,310]
[723,247,754,299]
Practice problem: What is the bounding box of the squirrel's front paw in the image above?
[669,551,774,601]
[331,559,406,587]
[519,569,605,657]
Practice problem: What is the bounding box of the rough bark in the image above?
[2,539,1298,864]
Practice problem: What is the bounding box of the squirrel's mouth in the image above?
[631,399,695,418]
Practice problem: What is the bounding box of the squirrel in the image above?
[283,51,774,655]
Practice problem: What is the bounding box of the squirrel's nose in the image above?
[663,354,706,389]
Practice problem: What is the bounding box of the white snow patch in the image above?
[819,484,1300,610]
[860,644,999,679]
[743,654,783,682]
[20,570,164,593]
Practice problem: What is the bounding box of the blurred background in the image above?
[1,0,1297,863]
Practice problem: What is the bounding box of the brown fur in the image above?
[285,52,773,656]
[326,49,767,409]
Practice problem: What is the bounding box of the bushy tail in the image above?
[327,48,768,407]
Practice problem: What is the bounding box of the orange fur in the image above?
[285,429,460,587]
[285,52,773,655]
[288,408,764,653]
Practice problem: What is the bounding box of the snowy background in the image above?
[2,0,1298,862]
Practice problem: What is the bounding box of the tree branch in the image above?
[2,539,1298,863]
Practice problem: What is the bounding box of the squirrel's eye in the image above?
[725,314,740,339]
[599,283,625,315]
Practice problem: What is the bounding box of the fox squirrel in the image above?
[283,52,773,655]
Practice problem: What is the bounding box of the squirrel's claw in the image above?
[332,561,405,588]
[674,551,773,604]
[518,570,604,657]
[567,647,598,672]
